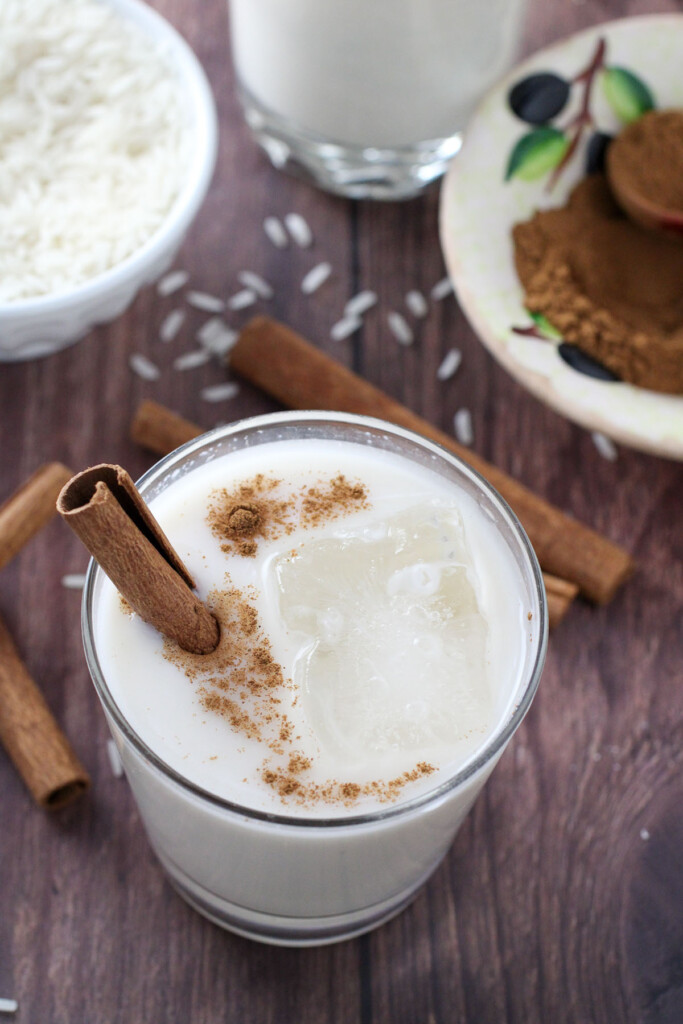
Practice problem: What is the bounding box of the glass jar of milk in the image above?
[227,0,527,199]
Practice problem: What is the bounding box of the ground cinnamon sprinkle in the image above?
[207,471,369,557]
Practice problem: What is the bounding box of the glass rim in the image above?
[82,410,548,829]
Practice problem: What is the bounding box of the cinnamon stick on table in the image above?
[0,462,73,571]
[228,317,634,605]
[58,465,219,655]
[130,400,575,630]
[0,612,89,809]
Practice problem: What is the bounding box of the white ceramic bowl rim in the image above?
[0,0,218,318]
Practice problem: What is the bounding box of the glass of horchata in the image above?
[83,411,547,946]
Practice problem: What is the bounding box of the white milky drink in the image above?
[85,412,546,945]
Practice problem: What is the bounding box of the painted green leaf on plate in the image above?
[530,311,562,339]
[505,127,569,182]
[602,67,654,123]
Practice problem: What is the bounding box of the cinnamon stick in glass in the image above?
[57,465,219,655]
[229,316,634,605]
[129,400,575,630]
[0,462,73,571]
[0,612,89,809]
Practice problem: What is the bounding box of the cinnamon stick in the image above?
[57,465,219,655]
[0,612,89,809]
[229,317,634,604]
[129,400,576,629]
[0,462,73,571]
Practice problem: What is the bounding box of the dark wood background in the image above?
[1,1,681,1021]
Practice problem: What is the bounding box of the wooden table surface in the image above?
[1,1,681,1021]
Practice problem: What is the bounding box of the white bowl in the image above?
[0,0,218,361]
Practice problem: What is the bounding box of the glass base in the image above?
[157,846,436,947]
[238,83,462,201]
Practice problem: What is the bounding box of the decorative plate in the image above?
[440,15,683,460]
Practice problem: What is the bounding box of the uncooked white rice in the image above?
[431,276,454,301]
[0,998,18,1014]
[387,311,414,346]
[454,408,474,446]
[639,828,650,841]
[200,382,240,402]
[61,573,86,590]
[186,291,225,314]
[227,288,257,311]
[263,216,288,249]
[157,270,190,297]
[591,431,618,461]
[237,271,273,299]
[405,290,428,318]
[106,739,124,779]
[129,354,160,381]
[0,0,191,302]
[437,349,462,381]
[301,262,332,295]
[330,315,362,341]
[344,291,377,317]
[173,349,211,370]
[159,308,185,343]
[197,320,238,357]
[285,212,313,248]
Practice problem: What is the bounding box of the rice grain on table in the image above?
[159,308,185,343]
[106,739,124,779]
[330,315,362,341]
[186,291,225,313]
[61,573,87,590]
[0,0,191,302]
[387,311,414,346]
[591,431,618,461]
[454,408,474,446]
[263,216,289,249]
[173,349,212,371]
[437,349,462,381]
[157,270,189,296]
[227,288,257,310]
[196,318,238,356]
[237,271,273,299]
[431,276,454,301]
[0,998,18,1014]
[344,290,378,317]
[200,382,240,403]
[285,212,313,248]
[301,262,332,295]
[405,290,428,318]
[129,354,160,381]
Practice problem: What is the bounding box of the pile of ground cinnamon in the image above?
[207,471,369,557]
[608,109,683,214]
[513,174,683,393]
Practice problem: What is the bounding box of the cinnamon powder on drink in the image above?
[513,173,683,394]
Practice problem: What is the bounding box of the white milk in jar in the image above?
[85,413,546,945]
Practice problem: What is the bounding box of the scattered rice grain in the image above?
[200,382,240,403]
[129,354,160,381]
[405,290,428,318]
[157,270,189,296]
[227,288,257,310]
[387,311,414,346]
[431,276,454,301]
[591,431,618,461]
[330,315,362,341]
[0,998,18,1014]
[61,574,87,590]
[173,349,212,371]
[639,828,650,841]
[301,262,332,295]
[237,271,273,299]
[198,322,238,357]
[263,216,288,249]
[159,308,185,343]
[344,290,377,317]
[437,348,462,381]
[186,291,225,313]
[454,408,474,446]
[285,212,313,248]
[106,739,124,778]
